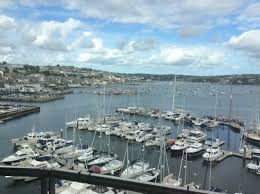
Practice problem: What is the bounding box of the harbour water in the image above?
[0,81,259,194]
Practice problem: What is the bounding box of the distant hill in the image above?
[120,73,260,85]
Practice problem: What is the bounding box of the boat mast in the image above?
[214,89,218,120]
[208,160,212,190]
[72,115,76,167]
[172,75,177,112]
[228,84,233,120]
[184,146,188,186]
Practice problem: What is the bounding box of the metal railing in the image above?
[0,165,224,194]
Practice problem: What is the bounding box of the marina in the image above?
[0,81,260,194]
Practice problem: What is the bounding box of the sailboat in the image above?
[135,168,160,182]
[206,90,219,128]
[100,159,124,175]
[121,161,150,179]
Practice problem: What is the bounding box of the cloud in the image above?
[228,30,260,58]
[9,0,246,35]
[0,15,16,30]
[0,46,13,55]
[69,31,94,50]
[238,3,260,23]
[24,18,81,51]
[149,46,225,68]
[177,25,211,37]
[130,39,158,51]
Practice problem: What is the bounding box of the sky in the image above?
[0,0,260,75]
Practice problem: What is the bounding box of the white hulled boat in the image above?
[202,144,223,162]
[100,159,124,175]
[186,129,207,143]
[121,161,150,179]
[170,139,189,155]
[135,168,160,182]
[185,142,204,157]
[162,174,182,187]
[1,148,39,164]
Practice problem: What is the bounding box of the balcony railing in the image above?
[0,165,224,194]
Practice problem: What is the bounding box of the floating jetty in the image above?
[0,104,40,123]
[216,150,252,162]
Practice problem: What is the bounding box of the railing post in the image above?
[41,177,48,194]
[49,175,56,194]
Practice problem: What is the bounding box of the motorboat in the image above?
[66,115,93,129]
[121,161,150,179]
[77,116,93,130]
[55,145,75,155]
[177,129,189,139]
[144,137,161,147]
[206,120,219,128]
[96,124,111,133]
[170,139,189,155]
[12,129,57,147]
[202,144,223,162]
[135,168,160,182]
[136,133,155,142]
[185,142,204,157]
[186,129,207,143]
[192,118,208,127]
[247,161,260,172]
[244,130,260,145]
[1,148,39,164]
[100,159,124,175]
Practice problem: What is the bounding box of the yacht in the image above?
[136,133,155,142]
[88,154,117,166]
[206,120,219,128]
[55,145,75,155]
[66,115,93,129]
[77,116,93,130]
[163,112,175,120]
[135,168,160,182]
[78,153,100,163]
[202,144,223,162]
[12,130,57,147]
[192,118,208,127]
[100,159,124,175]
[170,139,189,155]
[186,129,207,143]
[185,142,204,157]
[95,124,111,133]
[1,148,39,164]
[144,137,161,147]
[244,130,260,145]
[247,161,260,172]
[62,147,93,159]
[121,161,150,179]
[162,174,182,187]
[177,129,189,139]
